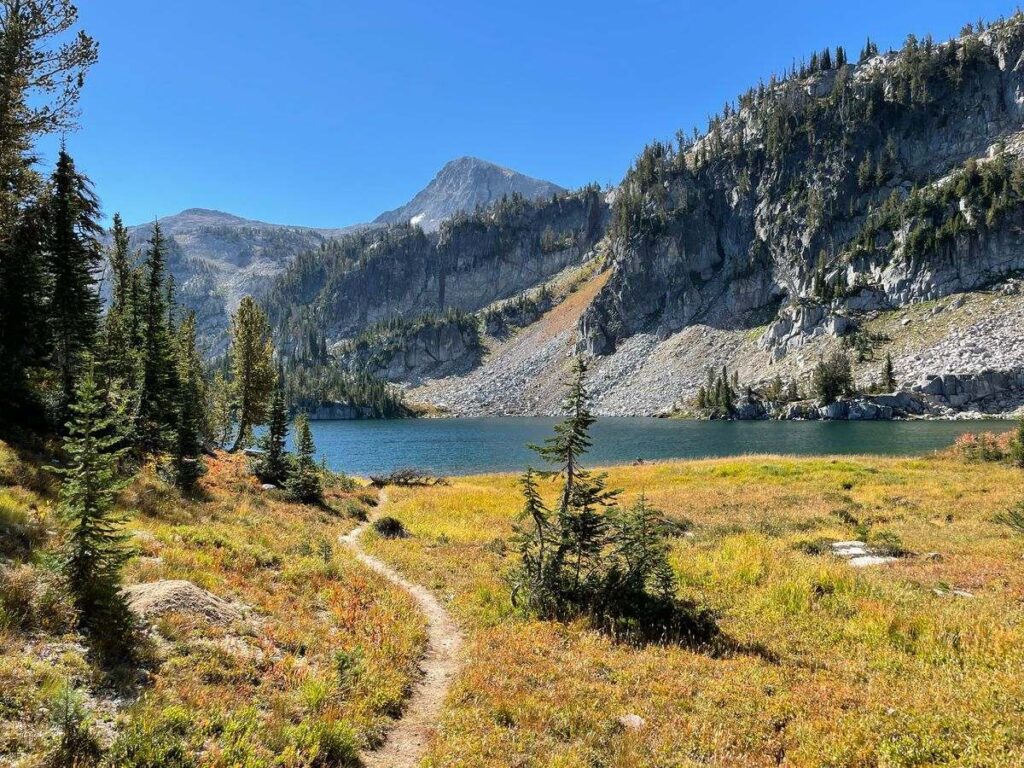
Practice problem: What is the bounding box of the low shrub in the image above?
[951,431,1015,463]
[104,706,198,768]
[369,468,447,488]
[869,529,909,557]
[372,516,408,539]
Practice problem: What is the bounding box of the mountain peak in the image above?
[373,157,564,232]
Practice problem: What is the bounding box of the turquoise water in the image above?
[302,418,1011,476]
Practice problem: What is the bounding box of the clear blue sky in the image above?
[53,0,1021,228]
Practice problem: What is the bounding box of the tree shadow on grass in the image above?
[591,596,780,664]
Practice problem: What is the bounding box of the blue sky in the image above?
[54,0,1021,228]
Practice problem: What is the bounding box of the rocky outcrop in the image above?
[337,314,483,383]
[759,302,856,359]
[913,369,1024,410]
[307,402,380,420]
[582,18,1024,366]
[373,156,565,232]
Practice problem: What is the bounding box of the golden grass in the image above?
[366,454,1024,767]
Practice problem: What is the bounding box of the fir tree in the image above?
[228,297,275,452]
[100,214,143,453]
[509,468,555,614]
[46,149,103,410]
[101,214,141,385]
[173,311,207,490]
[814,352,854,405]
[882,352,897,391]
[137,223,178,452]
[254,373,290,486]
[522,358,617,617]
[286,414,322,503]
[52,362,133,653]
[0,201,49,421]
[608,493,677,602]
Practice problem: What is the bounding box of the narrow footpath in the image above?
[340,492,464,768]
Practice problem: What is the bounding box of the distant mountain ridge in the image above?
[124,157,565,349]
[372,156,565,232]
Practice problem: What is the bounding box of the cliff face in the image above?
[269,187,609,343]
[335,313,483,383]
[400,17,1024,418]
[582,19,1024,361]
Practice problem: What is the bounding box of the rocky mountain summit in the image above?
[373,156,565,232]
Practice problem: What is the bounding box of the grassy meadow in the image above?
[367,453,1024,767]
[0,444,425,766]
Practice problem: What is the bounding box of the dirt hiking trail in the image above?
[340,492,463,767]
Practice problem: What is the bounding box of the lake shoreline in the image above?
[300,417,1013,477]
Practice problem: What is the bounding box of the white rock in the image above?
[616,714,646,731]
[848,555,898,568]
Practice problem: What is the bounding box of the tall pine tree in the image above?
[173,311,207,489]
[0,2,97,422]
[46,149,103,410]
[254,373,290,486]
[137,223,178,452]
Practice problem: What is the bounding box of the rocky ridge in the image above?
[373,156,565,232]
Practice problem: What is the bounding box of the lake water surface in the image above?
[304,418,1011,476]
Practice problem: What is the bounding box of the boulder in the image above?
[122,580,247,626]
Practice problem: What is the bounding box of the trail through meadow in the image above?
[340,491,463,768]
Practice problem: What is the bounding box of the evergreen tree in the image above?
[46,149,103,409]
[52,362,133,650]
[608,493,677,602]
[101,214,141,384]
[786,378,799,402]
[0,201,49,420]
[882,352,897,391]
[814,352,854,405]
[254,373,290,486]
[100,214,143,453]
[509,468,555,614]
[522,358,618,616]
[286,414,322,503]
[228,296,275,452]
[207,370,235,448]
[173,311,207,490]
[137,223,178,452]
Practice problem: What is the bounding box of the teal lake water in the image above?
[302,418,1011,477]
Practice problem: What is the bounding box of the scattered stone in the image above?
[849,555,898,568]
[831,541,897,568]
[260,483,276,491]
[616,714,646,731]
